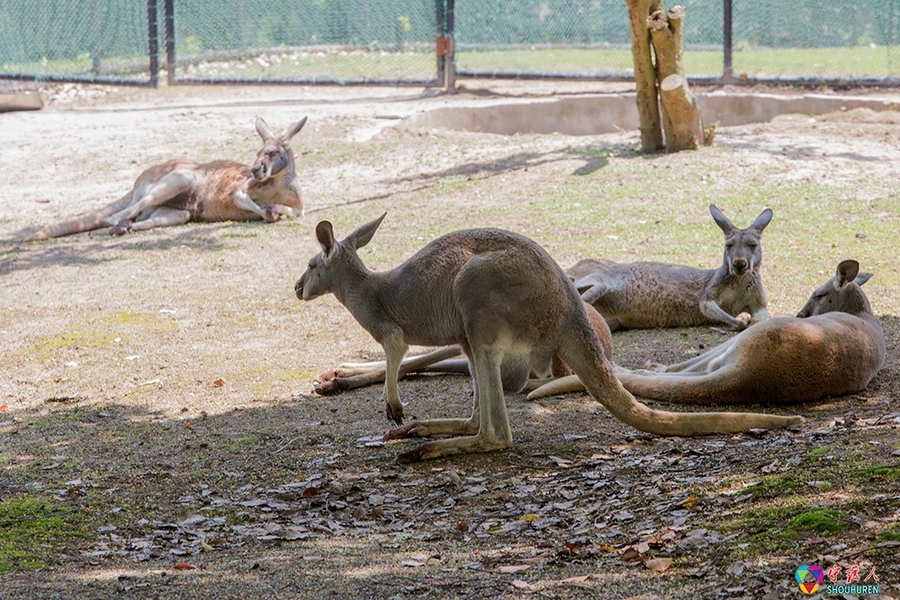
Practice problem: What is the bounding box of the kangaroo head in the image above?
[251,116,307,182]
[710,204,772,276]
[295,212,387,301]
[796,259,874,318]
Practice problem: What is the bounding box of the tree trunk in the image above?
[648,6,702,151]
[625,0,663,153]
[659,74,702,150]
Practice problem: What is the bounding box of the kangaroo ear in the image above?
[751,208,773,232]
[835,259,860,288]
[856,272,874,286]
[255,117,275,141]
[344,212,387,251]
[280,116,308,143]
[315,221,337,257]
[709,204,735,234]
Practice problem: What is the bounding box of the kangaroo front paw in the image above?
[262,206,283,223]
[386,403,404,426]
[110,219,133,236]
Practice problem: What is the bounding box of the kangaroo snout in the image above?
[251,162,267,180]
[294,277,305,299]
[731,256,749,274]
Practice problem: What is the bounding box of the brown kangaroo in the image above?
[569,204,772,331]
[295,214,802,463]
[25,117,307,241]
[529,260,885,404]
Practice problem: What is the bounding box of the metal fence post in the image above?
[723,0,733,83]
[165,0,175,85]
[148,0,159,87]
[436,0,445,86]
[436,0,456,92]
[445,0,456,92]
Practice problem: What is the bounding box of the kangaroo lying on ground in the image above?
[25,117,307,241]
[569,204,772,331]
[295,214,802,463]
[528,260,885,404]
[311,300,613,404]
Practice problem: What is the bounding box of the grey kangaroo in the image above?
[529,260,885,404]
[295,214,802,463]
[25,117,307,241]
[569,204,772,331]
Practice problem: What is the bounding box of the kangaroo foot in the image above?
[385,420,431,441]
[396,444,429,464]
[642,360,668,372]
[110,219,133,236]
[313,372,353,396]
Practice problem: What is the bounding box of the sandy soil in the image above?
[1,80,899,599]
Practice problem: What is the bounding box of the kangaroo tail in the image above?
[561,328,803,436]
[25,193,133,241]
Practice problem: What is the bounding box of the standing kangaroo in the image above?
[25,117,307,241]
[529,260,885,404]
[569,205,772,331]
[295,214,802,463]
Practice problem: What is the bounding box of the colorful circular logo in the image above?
[795,565,825,594]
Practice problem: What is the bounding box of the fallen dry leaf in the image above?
[559,574,591,584]
[213,379,225,387]
[172,562,197,570]
[644,557,673,572]
[499,564,532,573]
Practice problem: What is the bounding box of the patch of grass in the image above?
[851,464,900,483]
[29,311,175,361]
[807,446,833,458]
[785,508,848,535]
[0,496,85,573]
[721,502,850,556]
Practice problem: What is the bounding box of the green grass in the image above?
[457,45,900,78]
[0,496,85,573]
[7,44,899,82]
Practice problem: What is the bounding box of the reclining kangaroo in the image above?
[25,117,307,241]
[569,204,772,331]
[311,300,613,401]
[529,260,885,404]
[295,214,802,463]
[309,204,771,397]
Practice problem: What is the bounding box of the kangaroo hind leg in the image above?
[104,170,196,227]
[395,345,512,463]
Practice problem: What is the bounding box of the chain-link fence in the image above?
[1,0,898,88]
[170,0,443,85]
[0,0,158,85]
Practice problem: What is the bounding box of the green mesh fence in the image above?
[0,0,156,84]
[1,0,898,87]
[170,0,441,84]
[455,0,900,81]
[730,0,900,79]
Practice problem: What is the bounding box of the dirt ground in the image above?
[1,80,899,599]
